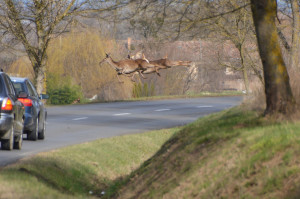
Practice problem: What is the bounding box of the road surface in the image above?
[0,96,242,166]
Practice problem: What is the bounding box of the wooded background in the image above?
[0,0,298,110]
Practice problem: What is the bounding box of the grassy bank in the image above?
[111,108,300,199]
[1,106,300,198]
[0,128,178,199]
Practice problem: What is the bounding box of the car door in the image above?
[28,80,47,133]
[4,74,24,133]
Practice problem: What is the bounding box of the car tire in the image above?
[28,117,38,141]
[1,126,14,150]
[14,133,23,150]
[38,119,46,140]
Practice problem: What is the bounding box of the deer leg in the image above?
[155,68,161,77]
[121,71,136,82]
[116,74,124,83]
[139,71,147,79]
[130,73,136,82]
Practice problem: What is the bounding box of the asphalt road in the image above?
[0,96,242,166]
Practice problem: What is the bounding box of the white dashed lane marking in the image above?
[113,113,131,116]
[197,105,213,108]
[155,109,171,112]
[72,117,88,121]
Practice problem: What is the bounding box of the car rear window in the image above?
[12,82,26,95]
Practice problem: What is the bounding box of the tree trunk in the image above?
[34,64,46,95]
[29,57,45,95]
[242,67,249,94]
[240,46,250,94]
[290,0,300,69]
[250,0,295,115]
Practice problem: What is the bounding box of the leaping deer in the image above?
[99,53,154,82]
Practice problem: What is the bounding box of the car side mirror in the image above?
[39,94,49,99]
[18,92,28,98]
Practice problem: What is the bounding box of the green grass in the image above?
[1,106,300,199]
[0,128,178,199]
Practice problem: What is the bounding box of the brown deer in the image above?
[99,53,151,82]
[130,54,192,77]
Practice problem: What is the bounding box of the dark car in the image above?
[0,72,25,150]
[11,77,48,141]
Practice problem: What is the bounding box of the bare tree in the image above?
[277,0,300,69]
[126,1,263,93]
[0,0,124,94]
[0,1,85,93]
[289,0,300,69]
[208,0,262,93]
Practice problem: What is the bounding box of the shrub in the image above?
[46,73,82,105]
[48,86,82,105]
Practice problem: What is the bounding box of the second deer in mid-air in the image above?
[151,55,192,68]
[130,54,192,77]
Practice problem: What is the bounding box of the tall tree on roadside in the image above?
[250,0,295,115]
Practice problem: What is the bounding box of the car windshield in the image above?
[12,82,26,95]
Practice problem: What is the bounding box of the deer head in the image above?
[99,53,110,65]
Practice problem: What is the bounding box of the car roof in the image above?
[10,77,28,83]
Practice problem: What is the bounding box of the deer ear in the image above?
[142,54,149,63]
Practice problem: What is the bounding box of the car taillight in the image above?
[18,98,33,107]
[2,98,13,111]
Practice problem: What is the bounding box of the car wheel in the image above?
[28,117,38,141]
[1,126,14,150]
[14,133,23,150]
[38,119,46,140]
